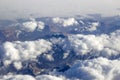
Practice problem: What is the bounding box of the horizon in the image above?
[0,0,120,20]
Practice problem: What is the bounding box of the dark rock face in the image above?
[0,28,18,42]
[0,31,6,42]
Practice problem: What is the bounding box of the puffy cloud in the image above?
[22,21,37,32]
[88,22,99,31]
[68,34,103,55]
[0,75,36,80]
[0,16,120,80]
[43,54,54,61]
[65,57,120,80]
[22,19,45,32]
[3,39,52,69]
[37,21,45,31]
[68,29,120,57]
[52,17,78,27]
[63,18,78,27]
[0,74,66,80]
[36,75,66,80]
[13,61,22,70]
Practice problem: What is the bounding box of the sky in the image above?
[0,0,120,20]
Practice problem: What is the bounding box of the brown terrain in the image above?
[0,27,18,42]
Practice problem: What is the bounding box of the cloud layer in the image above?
[0,0,120,20]
[0,16,120,80]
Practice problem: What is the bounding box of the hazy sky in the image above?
[0,0,120,20]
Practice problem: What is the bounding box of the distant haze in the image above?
[0,0,120,20]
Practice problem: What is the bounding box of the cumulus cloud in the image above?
[52,17,78,27]
[3,39,52,69]
[0,75,36,80]
[22,19,45,32]
[65,57,120,80]
[22,20,37,32]
[43,54,54,61]
[0,16,120,80]
[88,22,99,31]
[68,29,120,57]
[1,58,120,80]
[37,21,45,31]
[0,74,66,80]
[13,61,22,70]
[36,75,66,80]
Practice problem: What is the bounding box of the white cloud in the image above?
[22,21,37,32]
[13,61,22,70]
[0,75,36,80]
[36,75,65,80]
[88,22,99,31]
[52,17,78,27]
[0,16,120,80]
[65,57,120,80]
[63,18,78,27]
[22,19,45,32]
[68,29,120,57]
[68,34,103,55]
[3,39,52,69]
[0,74,66,80]
[50,38,66,45]
[43,54,54,61]
[37,21,45,31]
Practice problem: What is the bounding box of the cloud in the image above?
[65,57,120,80]
[22,19,45,32]
[22,20,37,32]
[3,57,119,80]
[0,75,36,80]
[0,0,120,20]
[0,74,66,80]
[42,54,54,61]
[87,22,99,31]
[3,39,52,69]
[36,75,65,80]
[52,17,78,27]
[13,61,22,70]
[37,21,45,31]
[68,29,120,58]
[0,16,120,80]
